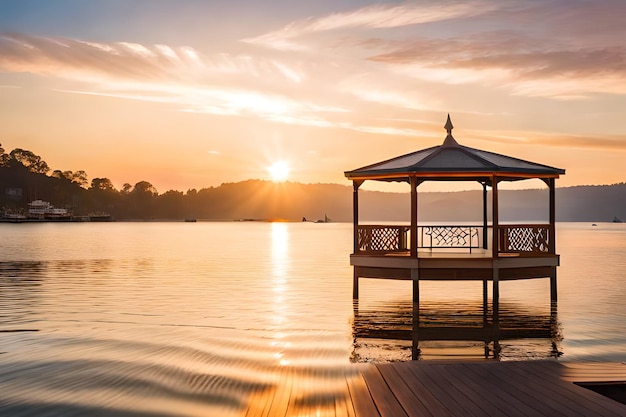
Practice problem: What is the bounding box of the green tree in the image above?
[8,148,50,174]
[90,177,117,192]
[132,181,158,197]
[127,181,158,219]
[51,170,89,187]
[157,190,184,218]
[70,170,88,188]
[0,143,8,166]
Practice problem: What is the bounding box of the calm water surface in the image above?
[0,222,625,415]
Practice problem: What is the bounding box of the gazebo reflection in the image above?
[351,299,562,361]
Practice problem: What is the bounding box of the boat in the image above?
[613,216,623,223]
[28,200,71,221]
[315,214,331,223]
[89,213,113,222]
[0,212,27,223]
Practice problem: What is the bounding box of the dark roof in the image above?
[345,115,565,183]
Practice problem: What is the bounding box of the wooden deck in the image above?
[244,361,626,416]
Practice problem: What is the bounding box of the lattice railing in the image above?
[357,225,409,254]
[498,225,553,255]
[421,226,481,251]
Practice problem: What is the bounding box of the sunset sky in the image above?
[1,0,625,193]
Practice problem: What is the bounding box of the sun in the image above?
[267,161,290,182]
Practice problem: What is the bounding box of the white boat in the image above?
[28,200,71,220]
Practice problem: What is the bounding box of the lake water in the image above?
[1,221,625,415]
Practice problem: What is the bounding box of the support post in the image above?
[492,268,500,358]
[491,176,499,258]
[411,269,420,360]
[352,180,363,300]
[353,267,359,299]
[482,182,488,249]
[483,278,489,358]
[492,268,499,320]
[353,180,363,254]
[482,279,488,324]
[549,177,556,254]
[410,177,418,258]
[550,268,558,303]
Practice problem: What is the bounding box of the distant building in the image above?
[5,187,23,201]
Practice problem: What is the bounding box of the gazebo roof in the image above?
[344,115,565,183]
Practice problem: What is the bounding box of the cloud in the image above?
[360,1,626,98]
[466,128,626,152]
[0,32,331,123]
[371,39,626,98]
[242,1,497,51]
[0,33,305,85]
[237,0,626,101]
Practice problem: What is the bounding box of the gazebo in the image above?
[344,115,565,315]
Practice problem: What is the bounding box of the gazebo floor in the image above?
[351,253,559,282]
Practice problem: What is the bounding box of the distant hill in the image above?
[2,162,624,222]
[183,180,626,223]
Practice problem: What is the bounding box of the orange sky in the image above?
[1,1,625,193]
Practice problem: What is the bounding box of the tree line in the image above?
[2,143,625,222]
[0,143,201,219]
[0,143,348,221]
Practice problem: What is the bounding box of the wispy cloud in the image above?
[0,32,334,125]
[242,0,626,100]
[467,128,626,151]
[369,34,626,98]
[2,1,626,146]
[0,33,304,85]
[359,0,626,99]
[242,1,497,51]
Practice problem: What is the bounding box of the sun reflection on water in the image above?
[271,222,290,366]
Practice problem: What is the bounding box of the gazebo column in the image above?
[482,182,488,249]
[548,177,557,302]
[548,178,556,254]
[491,176,500,317]
[410,176,420,359]
[410,176,418,258]
[491,176,499,258]
[352,180,363,299]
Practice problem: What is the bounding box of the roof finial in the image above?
[442,114,459,147]
[444,113,454,135]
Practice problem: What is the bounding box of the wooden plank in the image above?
[376,363,434,417]
[346,374,380,417]
[456,361,563,417]
[494,361,626,417]
[473,361,582,417]
[336,386,356,417]
[361,366,408,417]
[265,372,293,417]
[409,363,487,417]
[387,362,452,416]
[404,362,483,417]
[426,361,528,417]
[246,382,284,417]
[511,361,626,416]
[244,388,270,417]
[433,362,520,416]
[245,361,626,417]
